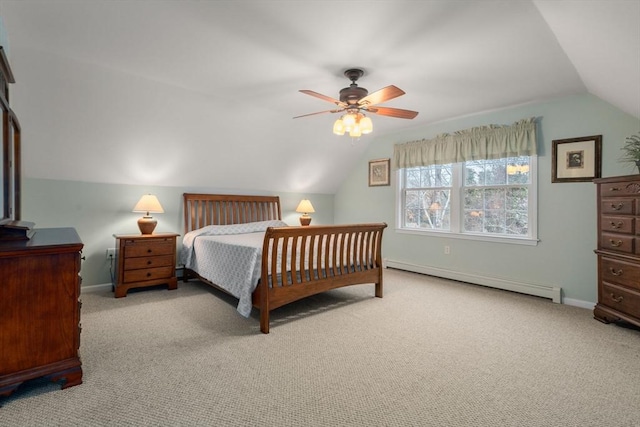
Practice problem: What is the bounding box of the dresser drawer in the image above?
[123,266,174,283]
[600,181,640,196]
[124,254,174,271]
[600,233,635,253]
[600,282,640,318]
[599,256,640,291]
[601,216,634,234]
[600,199,635,215]
[123,239,174,257]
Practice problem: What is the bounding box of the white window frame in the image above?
[395,156,538,246]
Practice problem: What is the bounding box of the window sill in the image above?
[395,227,539,246]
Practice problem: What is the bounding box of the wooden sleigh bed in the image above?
[182,193,387,333]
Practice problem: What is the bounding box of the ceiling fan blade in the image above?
[367,106,419,119]
[358,85,405,107]
[299,90,347,107]
[293,109,343,119]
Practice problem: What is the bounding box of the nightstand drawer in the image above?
[124,254,174,270]
[123,266,174,283]
[124,240,174,257]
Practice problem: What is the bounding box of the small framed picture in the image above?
[369,158,390,187]
[552,135,602,183]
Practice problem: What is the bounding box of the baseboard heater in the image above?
[384,259,562,303]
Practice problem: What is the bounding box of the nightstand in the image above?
[113,232,179,298]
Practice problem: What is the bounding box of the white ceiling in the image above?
[0,0,638,194]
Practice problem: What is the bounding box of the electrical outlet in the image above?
[444,245,450,255]
[106,248,116,259]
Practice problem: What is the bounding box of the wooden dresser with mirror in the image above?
[0,45,84,398]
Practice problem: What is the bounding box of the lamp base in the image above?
[299,215,312,226]
[138,216,157,235]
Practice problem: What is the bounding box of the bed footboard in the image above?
[254,223,387,333]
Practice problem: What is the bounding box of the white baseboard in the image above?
[562,298,596,310]
[81,282,112,293]
[385,259,563,303]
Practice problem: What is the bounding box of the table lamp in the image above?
[133,194,164,234]
[295,199,315,226]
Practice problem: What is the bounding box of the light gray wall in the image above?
[22,178,333,287]
[334,93,640,306]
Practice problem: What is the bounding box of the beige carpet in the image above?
[2,268,639,426]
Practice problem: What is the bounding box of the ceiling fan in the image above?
[294,68,419,137]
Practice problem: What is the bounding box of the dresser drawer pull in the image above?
[608,267,623,276]
[608,187,622,192]
[609,221,624,229]
[147,272,152,277]
[610,203,625,211]
[609,293,624,303]
[608,239,623,247]
[147,260,152,265]
[147,249,153,253]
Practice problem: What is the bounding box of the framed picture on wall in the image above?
[552,135,602,183]
[369,158,390,187]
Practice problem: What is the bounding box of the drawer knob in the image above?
[610,202,624,211]
[608,267,623,276]
[147,260,152,265]
[609,293,624,303]
[609,221,623,229]
[609,239,623,247]
[147,249,153,253]
[147,272,152,277]
[609,187,621,192]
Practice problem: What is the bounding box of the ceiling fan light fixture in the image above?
[342,113,356,129]
[360,115,373,134]
[295,67,418,138]
[349,124,362,138]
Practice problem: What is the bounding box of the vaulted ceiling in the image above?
[1,0,638,194]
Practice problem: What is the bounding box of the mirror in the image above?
[0,46,17,224]
[10,109,20,220]
[1,86,9,222]
[1,105,5,221]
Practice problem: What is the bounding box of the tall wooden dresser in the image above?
[0,228,84,397]
[594,175,640,328]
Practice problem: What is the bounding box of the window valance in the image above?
[392,117,537,169]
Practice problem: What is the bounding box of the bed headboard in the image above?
[183,193,282,233]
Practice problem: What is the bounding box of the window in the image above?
[393,118,538,244]
[398,156,537,244]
